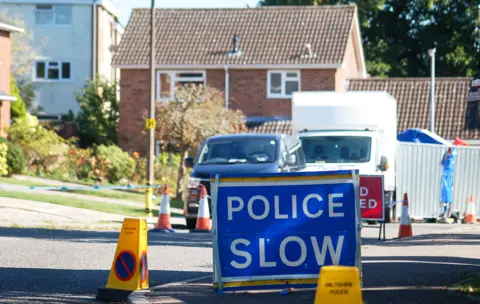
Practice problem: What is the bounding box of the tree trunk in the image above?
[175,149,188,199]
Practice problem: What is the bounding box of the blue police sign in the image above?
[211,170,361,292]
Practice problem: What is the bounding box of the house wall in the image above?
[2,3,94,115]
[335,26,363,92]
[3,1,121,116]
[118,68,338,155]
[97,5,120,83]
[0,30,12,137]
[118,69,149,155]
[0,31,11,94]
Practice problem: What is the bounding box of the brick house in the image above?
[0,17,23,137]
[248,77,480,145]
[112,5,367,155]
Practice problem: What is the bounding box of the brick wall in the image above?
[0,30,11,137]
[118,69,150,155]
[119,68,338,155]
[227,69,336,117]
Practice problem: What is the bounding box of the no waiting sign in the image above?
[359,175,385,221]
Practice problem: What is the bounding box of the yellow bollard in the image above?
[144,187,153,217]
[314,266,363,304]
[96,218,149,301]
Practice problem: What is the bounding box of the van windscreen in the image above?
[300,136,372,164]
[197,138,277,165]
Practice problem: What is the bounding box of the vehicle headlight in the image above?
[187,177,202,189]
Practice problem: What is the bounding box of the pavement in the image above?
[0,175,185,230]
[0,197,186,230]
[0,223,478,304]
[137,225,480,304]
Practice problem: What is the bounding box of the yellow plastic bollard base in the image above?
[95,218,149,302]
[314,266,363,304]
[95,287,134,302]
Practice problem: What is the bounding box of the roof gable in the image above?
[113,5,357,67]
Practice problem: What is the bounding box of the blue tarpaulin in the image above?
[440,147,456,204]
[397,128,451,145]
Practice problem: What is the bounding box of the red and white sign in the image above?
[359,175,385,221]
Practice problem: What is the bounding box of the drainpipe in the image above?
[224,65,229,109]
[92,0,98,78]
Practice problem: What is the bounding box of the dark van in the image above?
[182,133,306,229]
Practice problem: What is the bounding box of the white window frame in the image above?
[34,60,72,82]
[267,70,301,99]
[156,71,206,102]
[35,4,72,26]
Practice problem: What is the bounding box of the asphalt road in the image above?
[0,223,470,304]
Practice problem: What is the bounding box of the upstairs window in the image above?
[35,5,72,25]
[267,71,300,98]
[35,61,71,81]
[156,71,206,101]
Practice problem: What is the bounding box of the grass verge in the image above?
[455,275,480,296]
[0,177,184,209]
[0,190,161,218]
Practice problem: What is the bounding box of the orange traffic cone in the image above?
[194,185,211,232]
[464,195,477,224]
[398,193,413,238]
[151,184,174,232]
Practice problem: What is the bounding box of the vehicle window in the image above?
[294,146,306,169]
[197,138,278,165]
[299,136,372,164]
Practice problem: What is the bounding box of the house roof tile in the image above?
[247,119,292,135]
[113,5,356,66]
[246,78,480,140]
[348,78,479,140]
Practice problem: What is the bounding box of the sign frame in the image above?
[211,170,362,293]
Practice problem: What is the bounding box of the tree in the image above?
[154,84,246,198]
[260,0,480,77]
[10,76,27,119]
[16,77,38,112]
[74,76,120,148]
[0,11,45,111]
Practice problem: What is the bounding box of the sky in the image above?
[112,0,260,27]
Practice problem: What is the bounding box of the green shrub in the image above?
[0,137,26,176]
[6,114,69,173]
[95,145,134,184]
[0,138,26,175]
[0,142,7,176]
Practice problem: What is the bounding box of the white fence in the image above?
[395,142,480,220]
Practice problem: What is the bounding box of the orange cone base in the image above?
[464,215,477,224]
[398,225,413,238]
[194,217,211,232]
[151,214,175,233]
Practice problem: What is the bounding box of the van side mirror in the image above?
[286,154,296,166]
[184,157,194,168]
[378,156,388,171]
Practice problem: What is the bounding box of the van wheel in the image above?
[186,218,197,230]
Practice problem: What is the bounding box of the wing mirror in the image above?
[378,156,389,171]
[286,154,296,166]
[184,157,194,168]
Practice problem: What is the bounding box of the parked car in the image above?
[183,133,306,229]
